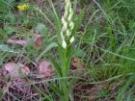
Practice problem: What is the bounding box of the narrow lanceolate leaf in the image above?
[0,44,18,53]
[36,42,58,62]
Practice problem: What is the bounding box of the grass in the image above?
[0,0,135,101]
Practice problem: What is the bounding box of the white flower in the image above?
[70,36,75,43]
[69,22,74,30]
[68,7,73,21]
[66,30,71,36]
[61,17,68,31]
[62,40,67,49]
[60,0,75,49]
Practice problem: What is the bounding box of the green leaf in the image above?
[4,26,16,35]
[35,23,48,35]
[0,44,17,53]
[36,42,58,62]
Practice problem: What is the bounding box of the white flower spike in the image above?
[60,0,75,49]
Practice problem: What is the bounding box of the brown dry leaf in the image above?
[71,57,85,70]
[7,37,28,46]
[7,39,28,46]
[3,62,30,78]
[21,65,31,75]
[33,33,43,48]
[37,60,54,78]
[7,33,43,48]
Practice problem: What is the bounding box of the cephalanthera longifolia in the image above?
[60,0,75,49]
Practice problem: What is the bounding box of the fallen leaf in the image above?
[37,60,54,78]
[21,65,30,75]
[7,37,28,46]
[71,57,85,69]
[33,33,43,48]
[7,33,43,48]
[3,62,30,78]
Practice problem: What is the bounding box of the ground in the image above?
[0,0,135,101]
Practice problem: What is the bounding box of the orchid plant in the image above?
[32,0,76,100]
[55,0,75,100]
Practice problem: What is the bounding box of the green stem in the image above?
[60,79,70,101]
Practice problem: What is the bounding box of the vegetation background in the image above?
[0,0,135,101]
